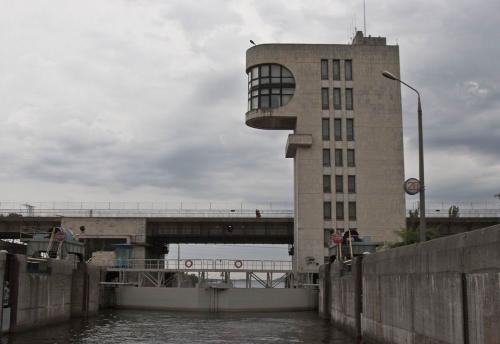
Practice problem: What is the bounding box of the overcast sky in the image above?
[1,0,499,210]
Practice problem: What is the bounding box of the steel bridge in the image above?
[103,258,293,288]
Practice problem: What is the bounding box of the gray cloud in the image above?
[0,0,499,206]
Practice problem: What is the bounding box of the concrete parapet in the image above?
[321,224,500,344]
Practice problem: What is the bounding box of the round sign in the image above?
[404,178,421,195]
[332,234,343,245]
[54,231,65,242]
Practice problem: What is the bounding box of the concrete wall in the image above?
[320,224,500,344]
[12,255,74,332]
[0,255,103,333]
[318,263,330,318]
[115,287,318,312]
[330,258,362,339]
[0,253,6,331]
[62,217,147,259]
[71,262,102,317]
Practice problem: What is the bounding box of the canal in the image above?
[3,310,356,344]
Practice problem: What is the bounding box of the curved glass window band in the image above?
[247,64,295,111]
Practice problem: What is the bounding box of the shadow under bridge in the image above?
[146,217,294,245]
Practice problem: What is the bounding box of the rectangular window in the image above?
[345,88,353,110]
[324,229,332,248]
[323,149,331,167]
[348,175,356,193]
[321,59,328,80]
[347,149,355,167]
[346,119,354,141]
[333,88,341,110]
[345,60,352,80]
[323,175,331,193]
[334,118,342,141]
[271,64,281,83]
[349,202,357,220]
[322,88,329,110]
[324,202,332,220]
[335,175,343,193]
[322,118,330,141]
[333,60,340,80]
[336,202,344,220]
[335,149,343,166]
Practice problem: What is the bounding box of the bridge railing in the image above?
[0,201,293,218]
[105,258,292,272]
[2,201,499,218]
[406,208,500,218]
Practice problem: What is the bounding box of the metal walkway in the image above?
[103,259,293,288]
[106,259,292,272]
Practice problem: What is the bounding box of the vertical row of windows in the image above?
[322,59,356,236]
[321,59,352,81]
[323,149,355,167]
[322,88,353,110]
[323,201,357,220]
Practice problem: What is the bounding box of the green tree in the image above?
[448,205,460,218]
[392,207,441,247]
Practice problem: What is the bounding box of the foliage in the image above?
[448,205,460,218]
[393,205,441,247]
[391,226,441,247]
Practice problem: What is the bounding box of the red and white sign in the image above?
[332,234,343,245]
[54,231,65,242]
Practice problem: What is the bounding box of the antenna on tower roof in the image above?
[363,0,367,35]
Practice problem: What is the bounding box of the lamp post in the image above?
[382,71,426,242]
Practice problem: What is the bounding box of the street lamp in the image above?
[382,70,426,243]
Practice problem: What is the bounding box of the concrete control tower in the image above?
[245,32,406,280]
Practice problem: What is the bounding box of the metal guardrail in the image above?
[1,201,499,218]
[407,201,500,218]
[409,209,500,218]
[0,201,293,218]
[105,259,293,272]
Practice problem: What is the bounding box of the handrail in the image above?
[104,258,293,272]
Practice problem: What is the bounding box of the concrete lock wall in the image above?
[0,253,6,332]
[0,255,103,333]
[115,287,318,312]
[319,224,500,344]
[71,262,102,317]
[12,255,74,332]
[329,258,362,339]
[318,263,330,318]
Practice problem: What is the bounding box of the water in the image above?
[3,310,356,344]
